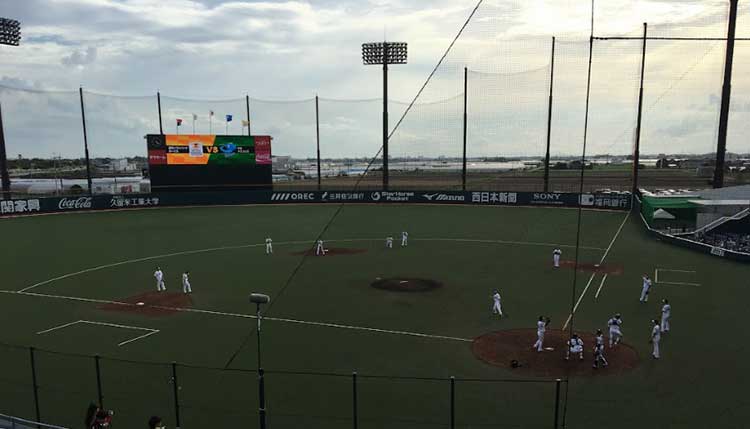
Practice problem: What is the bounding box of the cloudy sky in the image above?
[0,0,748,159]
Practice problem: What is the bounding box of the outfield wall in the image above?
[0,190,631,217]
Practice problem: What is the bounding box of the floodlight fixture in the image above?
[0,18,21,46]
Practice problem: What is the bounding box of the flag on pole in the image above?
[209,110,214,117]
[241,120,249,127]
[226,114,233,122]
[176,118,183,126]
[192,113,197,121]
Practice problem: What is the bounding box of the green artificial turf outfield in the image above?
[0,204,747,428]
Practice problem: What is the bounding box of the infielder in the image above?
[154,267,166,292]
[401,231,408,247]
[650,319,661,359]
[491,290,503,317]
[607,313,623,347]
[265,237,273,254]
[565,333,584,361]
[553,248,562,268]
[661,299,671,333]
[593,330,608,368]
[639,274,652,303]
[182,271,192,294]
[532,316,551,352]
[386,236,393,249]
[316,239,326,256]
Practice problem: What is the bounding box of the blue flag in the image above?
[226,114,233,122]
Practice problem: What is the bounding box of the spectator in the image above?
[85,402,113,428]
[148,416,166,429]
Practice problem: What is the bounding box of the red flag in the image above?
[176,118,183,126]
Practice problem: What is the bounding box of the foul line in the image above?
[36,319,160,347]
[18,237,602,293]
[5,290,472,343]
[594,274,609,299]
[562,213,629,330]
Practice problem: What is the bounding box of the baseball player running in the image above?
[154,267,166,292]
[650,319,661,359]
[491,290,503,317]
[661,299,671,333]
[316,239,326,256]
[532,316,551,352]
[640,274,652,303]
[265,237,273,254]
[565,333,584,361]
[607,313,623,347]
[182,271,192,294]
[593,329,608,368]
[386,236,393,249]
[553,248,562,268]
[401,231,408,247]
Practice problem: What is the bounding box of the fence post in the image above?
[554,379,561,428]
[258,368,267,429]
[632,23,647,197]
[29,347,41,425]
[352,372,358,429]
[0,102,11,200]
[543,36,556,192]
[78,87,93,195]
[94,355,104,407]
[462,68,468,192]
[316,95,322,191]
[450,376,455,429]
[246,95,252,136]
[171,362,182,429]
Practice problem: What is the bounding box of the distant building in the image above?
[272,156,293,173]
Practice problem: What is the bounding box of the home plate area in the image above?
[472,329,640,377]
[98,291,193,317]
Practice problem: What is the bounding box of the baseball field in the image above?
[0,203,747,428]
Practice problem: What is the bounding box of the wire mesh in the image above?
[0,344,35,421]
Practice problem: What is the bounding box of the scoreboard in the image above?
[146,134,272,191]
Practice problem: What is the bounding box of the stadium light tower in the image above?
[362,41,407,190]
[0,18,21,200]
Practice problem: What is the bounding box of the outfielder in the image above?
[593,330,608,368]
[565,333,584,361]
[650,319,661,359]
[401,231,408,247]
[553,248,562,268]
[607,313,623,347]
[532,316,551,352]
[639,274,652,303]
[386,236,393,249]
[661,299,671,333]
[154,267,166,292]
[265,237,273,254]
[491,290,503,317]
[316,239,326,256]
[182,271,192,294]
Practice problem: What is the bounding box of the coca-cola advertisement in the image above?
[254,135,272,165]
[58,197,93,210]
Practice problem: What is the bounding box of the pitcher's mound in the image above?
[99,291,193,317]
[472,329,640,377]
[371,277,442,292]
[292,247,367,256]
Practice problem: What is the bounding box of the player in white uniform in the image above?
[386,236,393,249]
[565,333,584,360]
[650,319,661,359]
[553,248,562,268]
[491,290,503,317]
[316,239,326,256]
[265,237,273,254]
[661,299,671,333]
[401,231,408,247]
[154,267,166,292]
[639,274,652,303]
[593,329,608,368]
[607,313,623,347]
[182,271,192,294]
[532,316,550,352]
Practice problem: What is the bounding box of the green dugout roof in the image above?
[641,196,699,223]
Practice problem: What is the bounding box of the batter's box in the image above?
[654,269,700,287]
[36,320,160,347]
